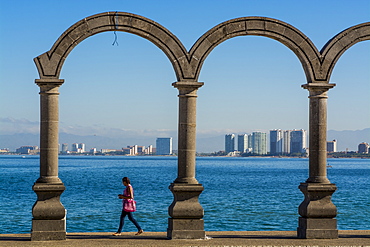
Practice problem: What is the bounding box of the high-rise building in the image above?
[327,140,337,153]
[290,129,307,154]
[283,130,291,154]
[237,134,248,153]
[225,134,235,153]
[71,143,85,153]
[270,129,283,155]
[248,134,253,150]
[71,143,78,152]
[16,146,39,154]
[251,132,267,155]
[358,142,369,154]
[127,145,139,155]
[61,143,68,154]
[79,143,85,153]
[156,138,173,155]
[144,145,153,155]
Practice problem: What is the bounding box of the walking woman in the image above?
[113,177,144,236]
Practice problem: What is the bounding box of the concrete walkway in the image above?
[0,230,369,247]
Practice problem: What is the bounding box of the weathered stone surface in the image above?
[167,183,205,239]
[31,219,66,241]
[298,183,337,218]
[168,218,204,229]
[168,229,206,239]
[297,183,337,239]
[298,218,338,239]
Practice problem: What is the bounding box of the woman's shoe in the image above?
[135,229,144,235]
[112,232,121,236]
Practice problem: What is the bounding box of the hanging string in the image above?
[112,11,119,46]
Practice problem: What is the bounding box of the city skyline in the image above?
[1,1,369,145]
[1,127,369,153]
[10,138,370,155]
[225,129,307,155]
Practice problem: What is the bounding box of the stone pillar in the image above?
[167,81,205,239]
[298,82,338,239]
[32,79,66,241]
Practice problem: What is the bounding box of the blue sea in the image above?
[0,155,369,234]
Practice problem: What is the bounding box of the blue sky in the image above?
[0,0,369,146]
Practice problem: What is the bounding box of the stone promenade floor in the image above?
[0,230,369,247]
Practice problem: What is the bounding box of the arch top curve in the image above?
[34,12,370,85]
[34,11,190,81]
[189,16,322,82]
[319,22,370,82]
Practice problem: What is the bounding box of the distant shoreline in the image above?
[1,153,369,159]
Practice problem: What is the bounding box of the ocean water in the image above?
[0,155,369,234]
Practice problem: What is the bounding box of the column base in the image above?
[31,219,66,241]
[167,218,205,239]
[297,217,338,239]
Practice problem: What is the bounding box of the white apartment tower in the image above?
[283,130,291,154]
[270,129,283,155]
[72,143,85,153]
[327,140,337,153]
[237,134,248,153]
[225,134,235,153]
[252,132,267,155]
[290,129,307,154]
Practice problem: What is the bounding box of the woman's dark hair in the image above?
[122,177,130,184]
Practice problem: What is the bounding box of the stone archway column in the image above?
[31,79,66,241]
[298,82,337,239]
[167,81,205,239]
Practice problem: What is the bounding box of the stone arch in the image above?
[32,10,370,241]
[34,12,191,81]
[320,22,370,81]
[188,16,321,82]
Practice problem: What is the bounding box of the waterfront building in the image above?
[270,129,284,155]
[327,140,337,153]
[248,134,253,149]
[225,134,235,153]
[71,143,78,152]
[358,142,369,154]
[72,143,85,153]
[137,146,145,153]
[121,148,131,155]
[16,146,39,154]
[290,129,307,154]
[61,143,68,154]
[143,145,153,155]
[251,132,267,155]
[101,149,119,154]
[127,145,138,155]
[283,130,291,154]
[237,134,248,153]
[79,143,85,153]
[156,137,173,155]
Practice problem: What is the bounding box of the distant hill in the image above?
[1,128,368,153]
[327,128,370,151]
[0,133,39,151]
[0,133,160,152]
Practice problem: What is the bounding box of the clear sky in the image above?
[0,0,369,146]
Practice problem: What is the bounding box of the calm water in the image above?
[0,155,369,234]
